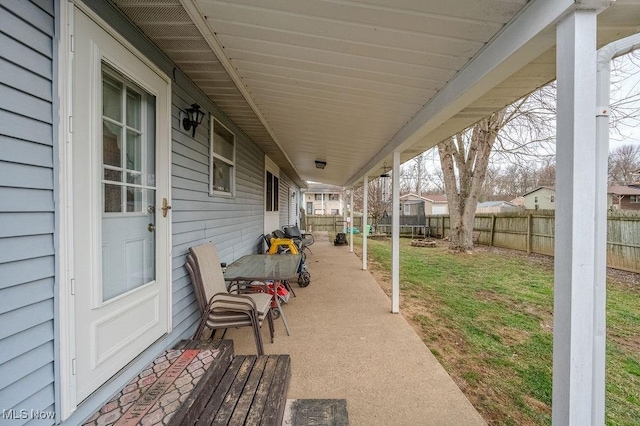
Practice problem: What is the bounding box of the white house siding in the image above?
[524,188,556,210]
[0,0,56,423]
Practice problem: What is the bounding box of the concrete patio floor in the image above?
[226,236,486,425]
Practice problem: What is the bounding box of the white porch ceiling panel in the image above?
[192,0,527,186]
[113,0,640,187]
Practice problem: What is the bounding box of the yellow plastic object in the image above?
[268,238,299,255]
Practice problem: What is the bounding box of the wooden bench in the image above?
[84,340,290,426]
[170,340,290,426]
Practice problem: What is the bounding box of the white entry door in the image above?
[71,10,171,402]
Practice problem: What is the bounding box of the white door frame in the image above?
[56,1,172,418]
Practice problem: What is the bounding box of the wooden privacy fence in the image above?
[306,212,640,273]
[424,211,640,274]
[304,215,365,232]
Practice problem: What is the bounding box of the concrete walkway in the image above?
[226,237,486,425]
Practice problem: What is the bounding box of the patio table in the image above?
[224,254,301,336]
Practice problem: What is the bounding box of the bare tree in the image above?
[608,144,640,185]
[438,110,506,251]
[351,176,392,231]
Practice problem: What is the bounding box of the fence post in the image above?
[489,215,496,247]
[527,214,533,254]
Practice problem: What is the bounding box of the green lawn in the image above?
[359,237,640,425]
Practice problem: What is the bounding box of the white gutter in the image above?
[593,32,640,425]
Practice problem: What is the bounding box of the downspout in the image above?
[594,33,640,425]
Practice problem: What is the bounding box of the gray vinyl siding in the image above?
[0,0,56,424]
[65,3,267,417]
[279,173,298,227]
[170,82,266,332]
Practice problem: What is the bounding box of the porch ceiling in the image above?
[112,0,640,188]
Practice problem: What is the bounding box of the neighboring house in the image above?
[426,194,449,215]
[511,196,526,207]
[608,185,640,210]
[523,187,556,210]
[304,184,344,215]
[476,201,523,214]
[399,193,432,216]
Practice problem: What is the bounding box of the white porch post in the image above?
[363,175,368,270]
[553,9,599,426]
[342,192,347,233]
[392,151,400,313]
[349,189,354,252]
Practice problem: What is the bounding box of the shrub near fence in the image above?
[423,210,640,274]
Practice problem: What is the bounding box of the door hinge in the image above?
[70,278,75,296]
[70,34,74,52]
[71,358,77,375]
[68,115,73,132]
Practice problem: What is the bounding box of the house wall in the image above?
[279,172,299,226]
[0,0,291,423]
[524,188,556,210]
[432,204,449,215]
[0,0,57,421]
[304,193,342,215]
[612,195,640,211]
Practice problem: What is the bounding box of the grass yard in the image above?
[355,237,640,425]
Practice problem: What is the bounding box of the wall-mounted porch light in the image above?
[315,160,327,169]
[182,103,205,137]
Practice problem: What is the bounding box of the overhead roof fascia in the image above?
[180,0,306,188]
[345,0,601,187]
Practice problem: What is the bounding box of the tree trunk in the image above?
[438,110,505,252]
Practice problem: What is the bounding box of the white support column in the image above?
[363,175,368,271]
[392,151,400,314]
[349,189,354,252]
[342,192,347,233]
[553,10,599,426]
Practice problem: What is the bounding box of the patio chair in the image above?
[185,243,274,355]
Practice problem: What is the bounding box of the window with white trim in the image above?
[630,195,640,203]
[210,117,235,196]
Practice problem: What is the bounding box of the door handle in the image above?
[148,223,155,232]
[161,198,172,218]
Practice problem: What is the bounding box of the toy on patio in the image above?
[264,232,312,288]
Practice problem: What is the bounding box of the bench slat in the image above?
[244,356,279,425]
[260,355,291,426]
[194,356,245,426]
[168,341,233,426]
[228,356,268,426]
[213,356,257,425]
